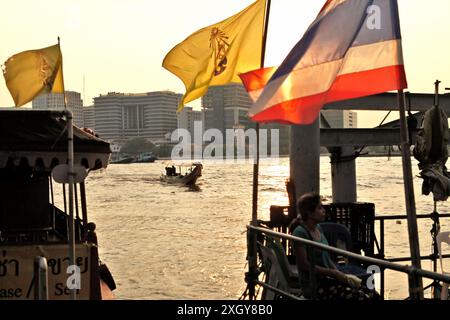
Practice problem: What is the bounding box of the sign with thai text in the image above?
[0,244,92,300]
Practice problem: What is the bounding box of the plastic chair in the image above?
[437,231,450,300]
[258,241,303,300]
[266,237,299,282]
[319,222,355,262]
[323,202,376,257]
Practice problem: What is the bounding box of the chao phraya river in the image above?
[67,157,450,299]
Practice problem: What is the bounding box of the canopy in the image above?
[0,109,111,171]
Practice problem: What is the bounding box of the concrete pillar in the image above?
[290,119,320,200]
[330,146,357,203]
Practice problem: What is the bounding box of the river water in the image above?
[76,157,450,300]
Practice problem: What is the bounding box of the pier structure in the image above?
[290,92,450,202]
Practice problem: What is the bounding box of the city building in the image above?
[202,83,255,132]
[83,105,95,129]
[32,91,84,127]
[321,110,358,128]
[201,83,289,155]
[177,106,202,138]
[93,91,181,144]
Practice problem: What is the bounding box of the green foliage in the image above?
[156,143,177,158]
[120,137,156,155]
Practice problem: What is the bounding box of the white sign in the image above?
[0,244,92,300]
[52,164,88,184]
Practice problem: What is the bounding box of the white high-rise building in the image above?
[93,91,181,144]
[32,91,84,127]
[83,105,95,129]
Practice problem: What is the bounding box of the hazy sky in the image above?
[0,0,449,127]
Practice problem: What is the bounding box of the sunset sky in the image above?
[1,0,449,127]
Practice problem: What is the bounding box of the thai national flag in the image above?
[240,0,407,125]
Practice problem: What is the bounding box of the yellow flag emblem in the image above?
[2,44,64,107]
[163,0,266,111]
[210,27,230,76]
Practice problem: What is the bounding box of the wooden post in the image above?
[397,89,424,299]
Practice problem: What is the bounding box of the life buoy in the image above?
[82,127,99,138]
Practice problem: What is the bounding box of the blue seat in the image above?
[319,222,354,254]
[319,222,369,280]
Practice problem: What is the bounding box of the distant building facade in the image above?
[83,105,95,129]
[201,83,289,155]
[321,110,358,128]
[202,83,255,132]
[32,91,84,127]
[177,106,202,138]
[93,91,181,144]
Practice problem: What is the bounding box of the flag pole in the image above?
[59,37,77,301]
[252,1,271,224]
[248,0,271,300]
[397,89,424,299]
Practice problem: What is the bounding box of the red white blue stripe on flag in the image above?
[240,0,407,125]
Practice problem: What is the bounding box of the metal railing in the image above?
[248,225,450,300]
[33,256,49,300]
[376,213,450,261]
[375,213,450,298]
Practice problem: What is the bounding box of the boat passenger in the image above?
[292,192,377,300]
[165,166,176,176]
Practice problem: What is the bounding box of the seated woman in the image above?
[292,192,377,300]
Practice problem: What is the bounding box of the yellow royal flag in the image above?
[2,44,64,107]
[163,0,266,111]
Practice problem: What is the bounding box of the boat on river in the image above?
[160,163,203,186]
[111,156,134,164]
[135,152,157,163]
[0,110,116,300]
[111,152,156,164]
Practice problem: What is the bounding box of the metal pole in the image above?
[251,122,260,226]
[74,184,79,241]
[248,0,271,300]
[80,182,89,239]
[434,80,441,106]
[380,219,385,300]
[58,37,76,300]
[49,176,54,206]
[397,89,424,299]
[34,256,48,300]
[66,110,76,300]
[62,183,67,214]
[252,0,271,225]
